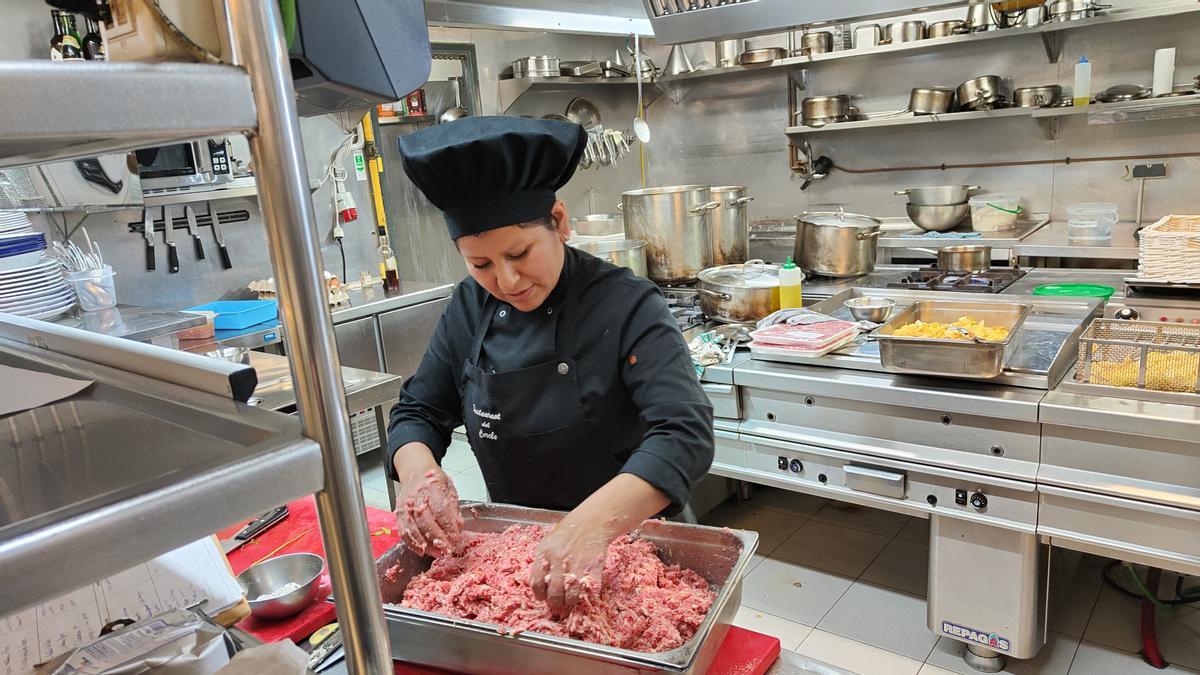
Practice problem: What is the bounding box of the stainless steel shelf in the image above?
[0,334,323,616]
[656,2,1200,84]
[786,94,1200,139]
[785,106,1029,135]
[498,76,658,113]
[0,61,256,170]
[379,115,436,125]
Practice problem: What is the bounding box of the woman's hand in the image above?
[393,443,464,557]
[530,473,671,616]
[530,508,617,617]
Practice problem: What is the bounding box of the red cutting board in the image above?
[391,626,781,675]
[218,495,402,644]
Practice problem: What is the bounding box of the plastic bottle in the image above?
[1073,57,1091,106]
[779,256,804,308]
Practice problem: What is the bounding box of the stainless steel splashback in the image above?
[644,0,982,44]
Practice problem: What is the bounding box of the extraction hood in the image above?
[425,0,653,35]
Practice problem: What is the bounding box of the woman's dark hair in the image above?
[518,214,557,230]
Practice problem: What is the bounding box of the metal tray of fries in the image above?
[365,502,758,675]
[873,300,1032,379]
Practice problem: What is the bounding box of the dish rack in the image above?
[1136,215,1200,282]
[1074,319,1200,395]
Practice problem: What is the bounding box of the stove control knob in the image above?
[1113,307,1139,321]
[969,492,988,510]
[789,459,803,474]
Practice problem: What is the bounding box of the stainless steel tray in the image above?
[370,502,758,675]
[874,300,1032,379]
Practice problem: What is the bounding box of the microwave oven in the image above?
[135,136,253,194]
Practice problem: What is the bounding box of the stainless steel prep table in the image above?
[51,304,205,346]
[247,350,401,502]
[876,217,1049,264]
[192,282,454,383]
[1013,221,1141,264]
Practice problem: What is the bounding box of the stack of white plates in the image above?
[0,211,33,236]
[0,258,77,321]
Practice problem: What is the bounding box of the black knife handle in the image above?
[193,236,206,260]
[167,244,179,273]
[234,506,289,541]
[145,241,155,271]
[218,243,233,269]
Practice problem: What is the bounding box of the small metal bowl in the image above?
[844,297,896,323]
[238,552,324,621]
[204,346,251,365]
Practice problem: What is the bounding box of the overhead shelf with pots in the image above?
[786,93,1200,142]
[785,106,1030,136]
[655,2,1200,87]
[497,76,661,113]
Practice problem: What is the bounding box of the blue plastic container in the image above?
[186,299,279,330]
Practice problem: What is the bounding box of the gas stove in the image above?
[887,266,1027,294]
[659,284,707,332]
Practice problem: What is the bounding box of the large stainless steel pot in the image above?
[884,20,925,43]
[957,75,1004,110]
[622,185,719,284]
[799,95,854,127]
[697,260,781,324]
[1013,85,1062,108]
[909,87,955,114]
[927,20,965,38]
[714,39,744,68]
[709,186,753,266]
[795,210,882,277]
[574,239,647,276]
[799,31,833,55]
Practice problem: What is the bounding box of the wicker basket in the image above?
[1075,319,1200,394]
[1136,215,1200,282]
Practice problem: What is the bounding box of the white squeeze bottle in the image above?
[1073,56,1091,106]
[779,256,803,308]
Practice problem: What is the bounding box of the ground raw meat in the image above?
[399,525,715,652]
[384,563,404,583]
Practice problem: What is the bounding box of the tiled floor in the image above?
[357,450,1200,675]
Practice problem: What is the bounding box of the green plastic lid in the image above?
[1032,283,1116,299]
[783,255,797,270]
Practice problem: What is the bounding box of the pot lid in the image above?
[798,210,880,228]
[699,261,781,288]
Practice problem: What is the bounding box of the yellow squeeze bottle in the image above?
[779,256,804,308]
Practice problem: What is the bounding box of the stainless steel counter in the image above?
[877,217,1049,251]
[1000,268,1129,298]
[248,350,400,414]
[197,281,456,351]
[51,304,205,344]
[331,281,454,323]
[1012,222,1140,261]
[799,265,919,301]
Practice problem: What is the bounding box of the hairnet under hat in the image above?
[396,116,587,239]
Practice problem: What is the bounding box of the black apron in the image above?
[461,286,632,510]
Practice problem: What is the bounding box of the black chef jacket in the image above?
[386,245,714,513]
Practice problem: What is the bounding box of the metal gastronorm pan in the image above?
[369,502,759,675]
[873,300,1032,378]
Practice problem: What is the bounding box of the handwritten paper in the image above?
[0,538,243,675]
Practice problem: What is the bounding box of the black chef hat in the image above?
[396,116,587,240]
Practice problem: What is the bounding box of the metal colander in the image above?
[1074,319,1200,394]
